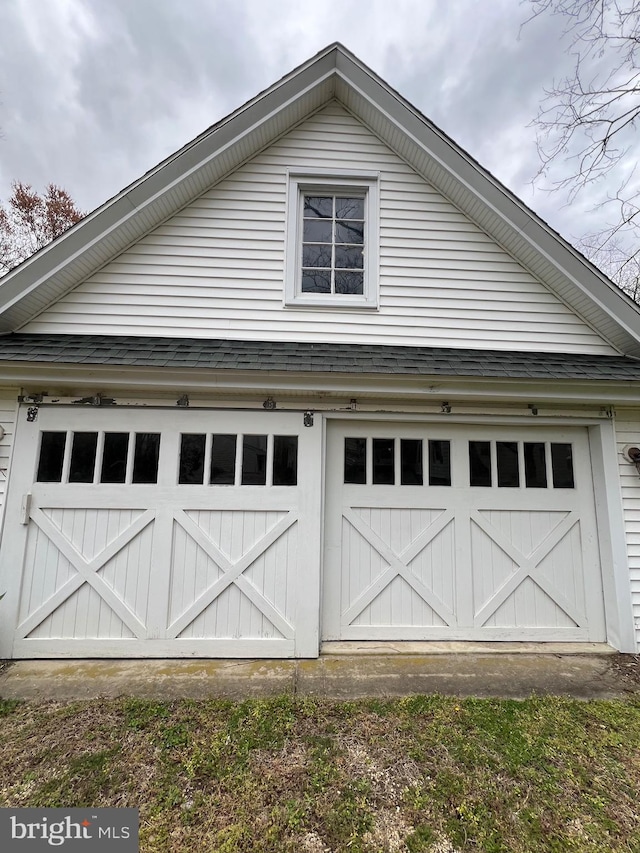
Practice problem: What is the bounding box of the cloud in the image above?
[0,0,617,247]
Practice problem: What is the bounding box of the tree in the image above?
[525,1,640,297]
[0,181,84,276]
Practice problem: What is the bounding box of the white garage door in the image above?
[0,406,320,658]
[323,421,606,642]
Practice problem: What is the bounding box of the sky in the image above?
[0,0,627,251]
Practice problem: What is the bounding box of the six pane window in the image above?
[301,195,365,295]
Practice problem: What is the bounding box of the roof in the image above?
[1,334,638,382]
[1,43,640,354]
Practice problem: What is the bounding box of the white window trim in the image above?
[284,168,380,308]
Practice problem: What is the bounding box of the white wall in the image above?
[616,411,640,648]
[0,393,18,538]
[24,102,615,355]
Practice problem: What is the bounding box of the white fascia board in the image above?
[3,361,640,406]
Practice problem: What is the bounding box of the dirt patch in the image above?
[608,653,640,688]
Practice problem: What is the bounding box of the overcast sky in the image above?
[0,0,622,249]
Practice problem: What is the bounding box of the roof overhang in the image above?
[1,334,639,407]
[2,44,640,354]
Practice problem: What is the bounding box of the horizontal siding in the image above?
[616,414,640,649]
[0,394,18,538]
[24,102,615,354]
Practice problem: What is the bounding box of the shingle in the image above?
[0,333,638,382]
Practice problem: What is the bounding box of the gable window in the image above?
[285,170,379,308]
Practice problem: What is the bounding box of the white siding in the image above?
[24,102,615,354]
[616,413,640,648]
[0,393,18,537]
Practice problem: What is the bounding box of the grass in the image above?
[1,695,640,851]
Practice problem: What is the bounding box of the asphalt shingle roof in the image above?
[0,334,638,382]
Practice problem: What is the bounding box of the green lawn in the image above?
[1,694,639,852]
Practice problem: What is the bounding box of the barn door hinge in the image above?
[20,493,32,525]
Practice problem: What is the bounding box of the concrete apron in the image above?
[0,643,635,701]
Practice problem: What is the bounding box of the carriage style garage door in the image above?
[0,406,320,658]
[323,421,607,642]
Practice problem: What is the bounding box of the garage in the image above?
[0,405,321,658]
[323,421,607,642]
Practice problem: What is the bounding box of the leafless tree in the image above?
[0,181,84,276]
[525,1,640,291]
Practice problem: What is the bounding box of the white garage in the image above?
[0,45,638,657]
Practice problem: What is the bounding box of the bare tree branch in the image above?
[525,1,640,296]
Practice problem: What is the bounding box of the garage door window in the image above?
[178,433,298,486]
[345,437,451,486]
[36,431,161,484]
[469,440,575,489]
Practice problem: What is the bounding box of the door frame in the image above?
[320,412,636,651]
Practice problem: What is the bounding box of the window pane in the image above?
[469,441,491,487]
[336,197,364,219]
[335,245,364,269]
[101,433,129,483]
[373,438,395,485]
[37,432,66,482]
[335,271,364,294]
[497,441,519,487]
[335,221,364,244]
[401,439,423,485]
[524,442,547,488]
[304,196,332,218]
[345,437,366,484]
[179,434,205,484]
[69,432,98,483]
[429,440,451,486]
[242,435,267,485]
[132,433,160,484]
[303,219,332,242]
[211,434,236,485]
[273,435,298,486]
[302,244,332,268]
[551,443,575,488]
[302,270,331,293]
